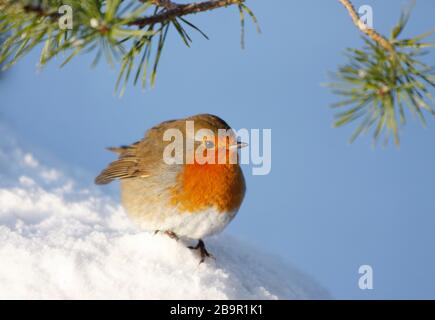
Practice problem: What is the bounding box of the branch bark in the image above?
[1,0,243,27]
[338,0,395,52]
[130,0,244,27]
[2,0,396,54]
[149,0,178,10]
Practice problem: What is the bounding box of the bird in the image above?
[95,114,246,262]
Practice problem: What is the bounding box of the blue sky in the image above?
[1,0,435,299]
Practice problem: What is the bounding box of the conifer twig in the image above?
[338,0,395,52]
[131,0,244,27]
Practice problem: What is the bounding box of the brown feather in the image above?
[95,142,143,185]
[95,114,232,185]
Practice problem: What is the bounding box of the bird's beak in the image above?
[229,141,248,150]
[237,141,248,149]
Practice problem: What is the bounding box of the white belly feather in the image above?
[134,207,237,239]
[121,179,238,239]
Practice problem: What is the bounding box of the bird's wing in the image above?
[95,119,182,185]
[95,141,150,185]
[105,141,140,155]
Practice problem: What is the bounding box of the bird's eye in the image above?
[205,140,215,149]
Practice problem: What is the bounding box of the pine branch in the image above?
[0,0,434,148]
[130,0,244,27]
[0,0,244,27]
[329,1,435,146]
[0,0,59,18]
[338,0,394,53]
[0,0,258,96]
[149,0,178,10]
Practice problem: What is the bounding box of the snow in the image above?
[0,125,330,299]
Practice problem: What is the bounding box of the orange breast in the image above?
[169,163,245,213]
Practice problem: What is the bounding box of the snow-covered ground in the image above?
[0,124,329,299]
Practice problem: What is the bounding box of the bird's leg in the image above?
[164,230,179,241]
[188,239,213,263]
[154,230,179,241]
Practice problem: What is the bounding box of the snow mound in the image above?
[0,126,329,299]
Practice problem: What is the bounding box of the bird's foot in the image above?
[188,239,214,264]
[154,230,179,241]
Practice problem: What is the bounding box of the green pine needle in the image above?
[328,9,435,146]
[0,0,259,95]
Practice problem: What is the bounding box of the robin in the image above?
[95,114,246,262]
